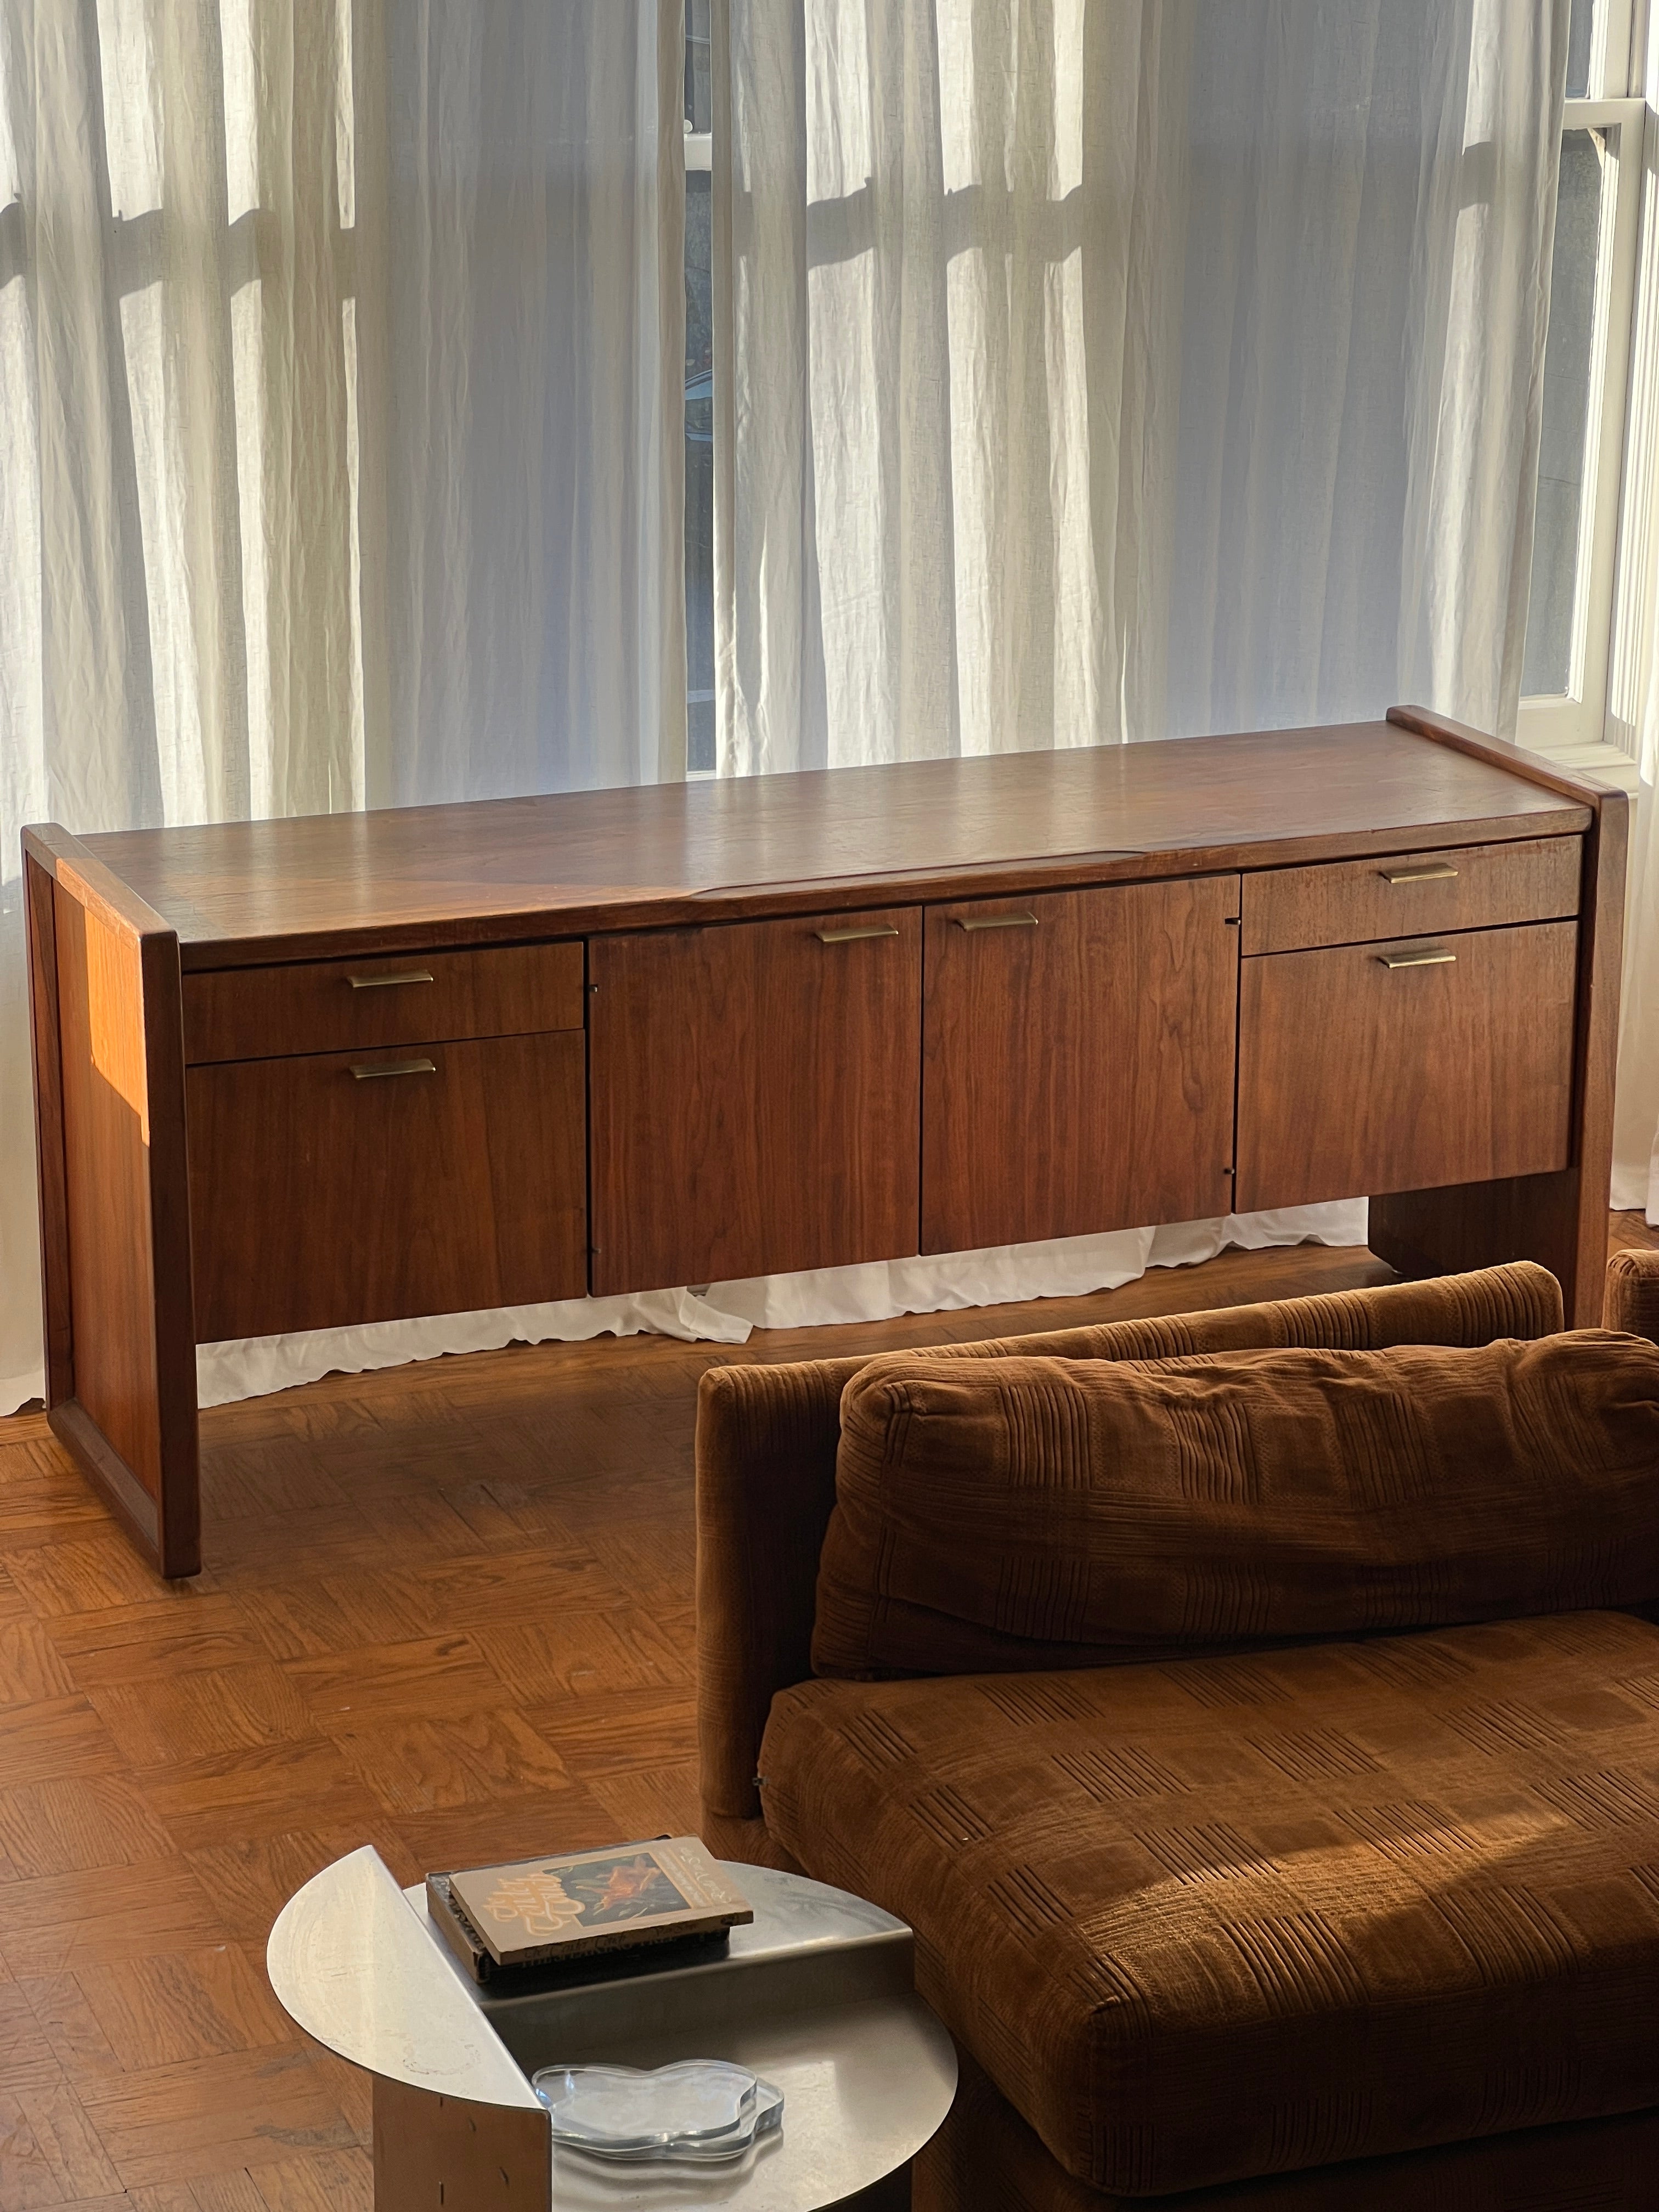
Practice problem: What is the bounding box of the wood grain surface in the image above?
[61,722,1590,968]
[921,879,1239,1253]
[1236,922,1579,1212]
[1369,763,1629,1329]
[188,1032,589,1341]
[182,941,584,1065]
[589,908,922,1295]
[373,2076,549,2212]
[1239,834,1582,956]
[44,857,200,1579]
[24,851,74,1408]
[24,714,1621,1589]
[1,1226,1652,2208]
[1384,701,1627,806]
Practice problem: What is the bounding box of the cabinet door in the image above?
[589,909,921,1295]
[1235,921,1577,1211]
[188,1031,588,1339]
[921,879,1240,1255]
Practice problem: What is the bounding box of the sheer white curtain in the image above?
[715,0,1195,769]
[701,0,1565,1334]
[716,0,1565,770]
[0,0,686,1409]
[1170,1,1564,739]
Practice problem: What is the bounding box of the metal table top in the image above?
[268,1844,957,2209]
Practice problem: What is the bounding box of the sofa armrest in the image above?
[1606,1246,1659,1343]
[695,1260,1565,1836]
[696,1356,866,1821]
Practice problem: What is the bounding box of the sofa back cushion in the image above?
[811,1330,1659,1678]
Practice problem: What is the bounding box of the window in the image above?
[681,10,1643,782]
[1519,0,1645,791]
[684,0,715,774]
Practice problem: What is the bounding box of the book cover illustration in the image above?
[432,1836,752,1974]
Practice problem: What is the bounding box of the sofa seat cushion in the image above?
[759,1610,1659,2198]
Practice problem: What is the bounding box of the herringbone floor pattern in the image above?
[0,1230,1648,2209]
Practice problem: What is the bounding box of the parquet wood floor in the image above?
[0,1227,1651,2209]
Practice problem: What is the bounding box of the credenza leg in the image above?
[1370,1166,1608,1330]
[25,838,202,1578]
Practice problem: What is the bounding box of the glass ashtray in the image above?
[532,2059,784,2164]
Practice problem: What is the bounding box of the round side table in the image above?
[268,1844,957,2209]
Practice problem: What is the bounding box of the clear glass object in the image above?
[533,2059,785,2164]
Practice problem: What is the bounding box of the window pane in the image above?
[1522,129,1604,698]
[685,166,715,770]
[1566,0,1595,97]
[686,0,713,133]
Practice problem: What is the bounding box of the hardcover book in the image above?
[427,1837,753,1980]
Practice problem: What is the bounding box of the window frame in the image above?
[1519,0,1647,783]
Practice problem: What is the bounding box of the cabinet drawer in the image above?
[1239,837,1580,956]
[187,1031,586,1339]
[183,941,584,1064]
[1235,921,1577,1212]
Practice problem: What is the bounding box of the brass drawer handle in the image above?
[815,926,901,944]
[955,913,1040,932]
[1378,949,1456,969]
[349,1057,438,1080]
[346,968,436,989]
[1379,862,1459,884]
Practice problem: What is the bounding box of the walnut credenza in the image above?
[23,706,1627,1577]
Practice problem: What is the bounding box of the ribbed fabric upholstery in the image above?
[761,1611,1659,2197]
[1606,1248,1659,1347]
[812,1331,1659,1679]
[916,2050,1659,2210]
[697,1262,1563,1821]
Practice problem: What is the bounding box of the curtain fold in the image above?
[377,3,686,803]
[717,0,1566,771]
[715,0,1196,773]
[0,0,685,1410]
[1172,0,1565,738]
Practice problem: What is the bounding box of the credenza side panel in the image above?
[24,849,74,1405]
[48,871,200,1575]
[588,910,923,1296]
[920,878,1242,1255]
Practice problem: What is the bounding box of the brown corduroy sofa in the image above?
[696,1251,1659,2209]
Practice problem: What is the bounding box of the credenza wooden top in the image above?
[59,718,1592,968]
